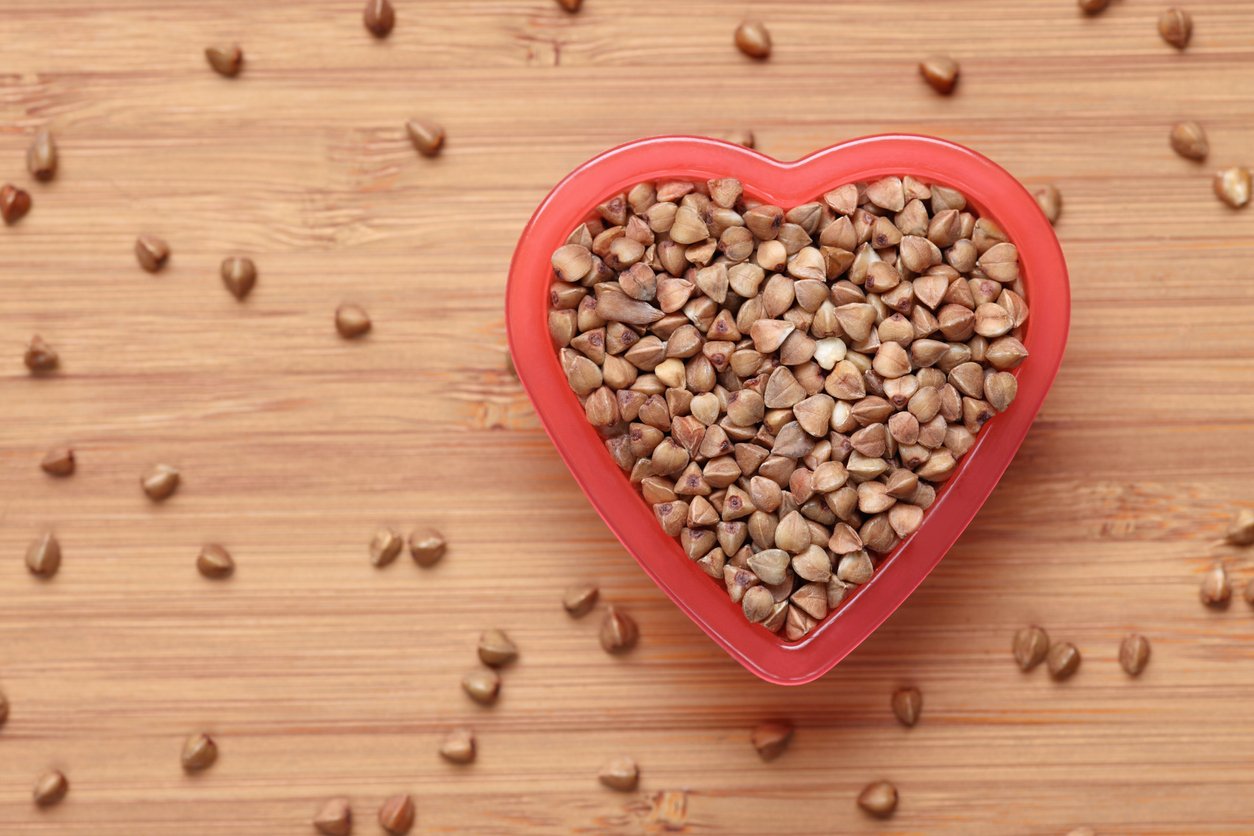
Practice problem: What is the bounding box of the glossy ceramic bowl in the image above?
[506,135,1069,685]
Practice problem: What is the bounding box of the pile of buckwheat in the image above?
[548,175,1029,639]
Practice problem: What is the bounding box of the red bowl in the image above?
[506,135,1069,685]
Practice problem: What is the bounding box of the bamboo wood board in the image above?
[2,1,1254,833]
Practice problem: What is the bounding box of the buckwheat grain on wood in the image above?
[408,528,446,566]
[598,755,640,791]
[406,119,445,157]
[363,0,395,37]
[734,21,772,59]
[369,527,404,566]
[135,235,170,272]
[378,794,415,835]
[751,720,793,761]
[1200,562,1231,607]
[313,798,352,835]
[141,464,180,502]
[1033,184,1062,225]
[1158,8,1193,49]
[477,629,518,667]
[205,44,243,77]
[562,582,599,616]
[1,184,32,224]
[32,770,68,807]
[857,780,898,818]
[599,606,639,653]
[919,55,959,94]
[1227,508,1254,546]
[196,544,235,579]
[1012,625,1050,671]
[335,303,372,338]
[40,445,75,477]
[24,336,57,373]
[26,129,57,181]
[181,732,218,771]
[220,256,257,299]
[25,532,61,578]
[1214,167,1251,209]
[891,686,923,726]
[461,668,500,705]
[1169,121,1209,161]
[1119,634,1151,676]
[439,728,476,764]
[1047,642,1081,680]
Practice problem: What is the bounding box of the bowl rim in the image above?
[506,134,1070,685]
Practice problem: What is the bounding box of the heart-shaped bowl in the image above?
[507,134,1069,685]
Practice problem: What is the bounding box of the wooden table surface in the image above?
[3,1,1253,833]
